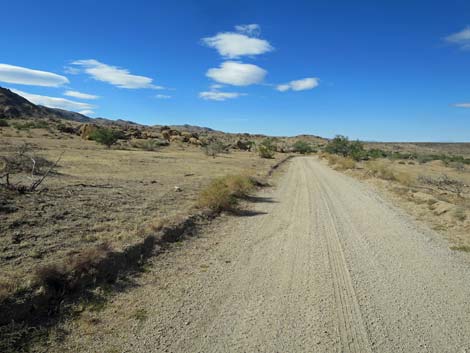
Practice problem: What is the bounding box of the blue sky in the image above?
[1,0,470,141]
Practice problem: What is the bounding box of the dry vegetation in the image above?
[320,141,470,251]
[0,122,289,305]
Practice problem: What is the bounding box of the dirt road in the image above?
[53,157,470,353]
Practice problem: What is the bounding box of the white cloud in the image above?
[445,26,470,49]
[206,61,267,86]
[64,90,99,100]
[71,59,163,89]
[202,26,273,58]
[155,94,171,99]
[0,63,69,87]
[11,89,94,112]
[199,91,244,101]
[210,84,223,90]
[235,24,260,36]
[79,110,95,116]
[453,102,470,108]
[276,77,319,92]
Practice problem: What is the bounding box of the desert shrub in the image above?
[325,135,365,161]
[292,140,313,154]
[140,139,162,151]
[197,175,255,212]
[1,144,54,175]
[258,138,276,159]
[0,143,61,193]
[89,128,120,148]
[367,148,388,159]
[224,175,255,197]
[393,171,415,186]
[418,174,465,197]
[0,119,9,127]
[203,140,226,158]
[34,264,68,293]
[335,157,356,170]
[366,161,395,180]
[198,178,236,211]
[11,120,49,130]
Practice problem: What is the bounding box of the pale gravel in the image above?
[48,157,470,353]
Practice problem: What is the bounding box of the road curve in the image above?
[53,157,470,353]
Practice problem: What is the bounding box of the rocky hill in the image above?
[0,87,91,122]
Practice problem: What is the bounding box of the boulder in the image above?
[79,123,98,140]
[162,130,171,141]
[235,140,252,151]
[189,137,202,145]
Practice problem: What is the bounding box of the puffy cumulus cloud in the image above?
[445,26,470,49]
[202,25,273,58]
[206,61,267,86]
[64,90,99,100]
[453,102,470,108]
[11,89,94,112]
[0,63,69,87]
[235,24,261,36]
[276,77,319,92]
[199,91,244,101]
[71,59,163,89]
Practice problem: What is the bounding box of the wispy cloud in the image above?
[71,59,163,89]
[11,88,95,112]
[155,94,171,99]
[202,24,273,58]
[453,102,470,108]
[79,110,95,116]
[199,91,244,101]
[235,24,261,36]
[64,90,99,100]
[276,77,319,92]
[207,61,267,86]
[445,26,470,49]
[0,63,69,87]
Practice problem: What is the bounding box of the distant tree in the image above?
[258,138,276,159]
[89,128,120,148]
[325,135,365,161]
[292,140,313,154]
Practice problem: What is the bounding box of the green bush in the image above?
[89,128,121,148]
[203,140,227,158]
[258,138,276,159]
[325,135,365,161]
[12,120,49,130]
[292,140,313,154]
[0,119,9,127]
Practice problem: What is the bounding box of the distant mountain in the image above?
[0,87,91,122]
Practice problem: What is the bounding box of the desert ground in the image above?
[1,121,470,353]
[41,157,470,353]
[0,125,283,292]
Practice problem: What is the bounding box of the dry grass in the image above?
[365,160,415,186]
[324,154,356,170]
[0,130,281,290]
[197,175,255,212]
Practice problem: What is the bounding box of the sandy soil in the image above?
[0,133,280,282]
[45,157,470,353]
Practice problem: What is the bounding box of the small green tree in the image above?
[203,140,226,158]
[89,128,120,148]
[292,140,313,154]
[258,138,276,159]
[325,135,365,161]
